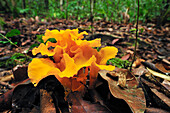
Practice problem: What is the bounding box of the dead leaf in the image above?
[0,70,12,77]
[145,107,169,113]
[99,70,146,113]
[147,68,170,81]
[132,58,145,68]
[67,92,111,113]
[0,78,30,112]
[111,39,119,45]
[37,75,69,113]
[139,79,170,111]
[132,66,147,76]
[155,63,170,73]
[151,88,170,107]
[12,83,39,112]
[0,88,14,112]
[31,31,40,35]
[35,16,40,22]
[122,8,130,24]
[162,80,170,91]
[140,74,170,98]
[13,65,28,82]
[142,62,170,81]
[21,39,31,46]
[121,54,130,60]
[126,50,134,55]
[111,71,126,88]
[0,74,14,82]
[40,89,56,113]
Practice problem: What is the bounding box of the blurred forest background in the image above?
[0,0,169,26]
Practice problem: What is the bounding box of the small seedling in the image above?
[0,53,32,68]
[107,58,130,69]
[0,29,20,46]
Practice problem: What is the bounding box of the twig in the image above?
[0,33,18,48]
[130,0,139,71]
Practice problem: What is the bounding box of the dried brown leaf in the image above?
[67,92,111,113]
[132,58,145,68]
[99,70,146,113]
[151,88,170,107]
[155,63,170,73]
[121,54,130,60]
[40,89,56,113]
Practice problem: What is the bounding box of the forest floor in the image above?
[0,15,170,113]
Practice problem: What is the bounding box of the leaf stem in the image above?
[130,0,139,71]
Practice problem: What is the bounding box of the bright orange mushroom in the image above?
[28,29,118,91]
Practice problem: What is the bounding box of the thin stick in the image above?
[0,33,18,48]
[130,0,139,71]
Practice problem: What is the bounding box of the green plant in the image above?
[0,17,6,30]
[107,58,130,69]
[36,34,44,43]
[0,53,32,68]
[1,0,168,24]
[0,29,20,46]
[28,34,57,52]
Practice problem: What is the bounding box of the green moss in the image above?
[107,58,130,69]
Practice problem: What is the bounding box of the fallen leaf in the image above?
[40,89,56,113]
[111,39,119,45]
[145,107,169,113]
[155,63,170,73]
[0,78,30,112]
[0,88,14,112]
[13,65,28,82]
[37,75,69,113]
[162,80,170,91]
[139,79,170,111]
[99,70,146,113]
[67,92,111,113]
[108,71,127,88]
[12,83,39,112]
[132,66,147,76]
[132,58,145,68]
[142,62,170,80]
[121,54,130,60]
[151,88,170,107]
[147,68,170,81]
[0,74,14,82]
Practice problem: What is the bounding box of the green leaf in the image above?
[6,29,21,37]
[130,28,136,32]
[107,58,130,69]
[19,8,30,13]
[0,40,10,44]
[45,38,57,43]
[29,43,39,50]
[36,35,44,43]
[10,53,25,60]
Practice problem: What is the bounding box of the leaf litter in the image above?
[0,15,170,112]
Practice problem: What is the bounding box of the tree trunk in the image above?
[22,0,26,17]
[90,0,94,39]
[66,0,69,20]
[60,0,63,11]
[44,0,49,10]
[76,0,80,20]
[11,0,19,17]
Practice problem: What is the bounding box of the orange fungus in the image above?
[28,29,118,91]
